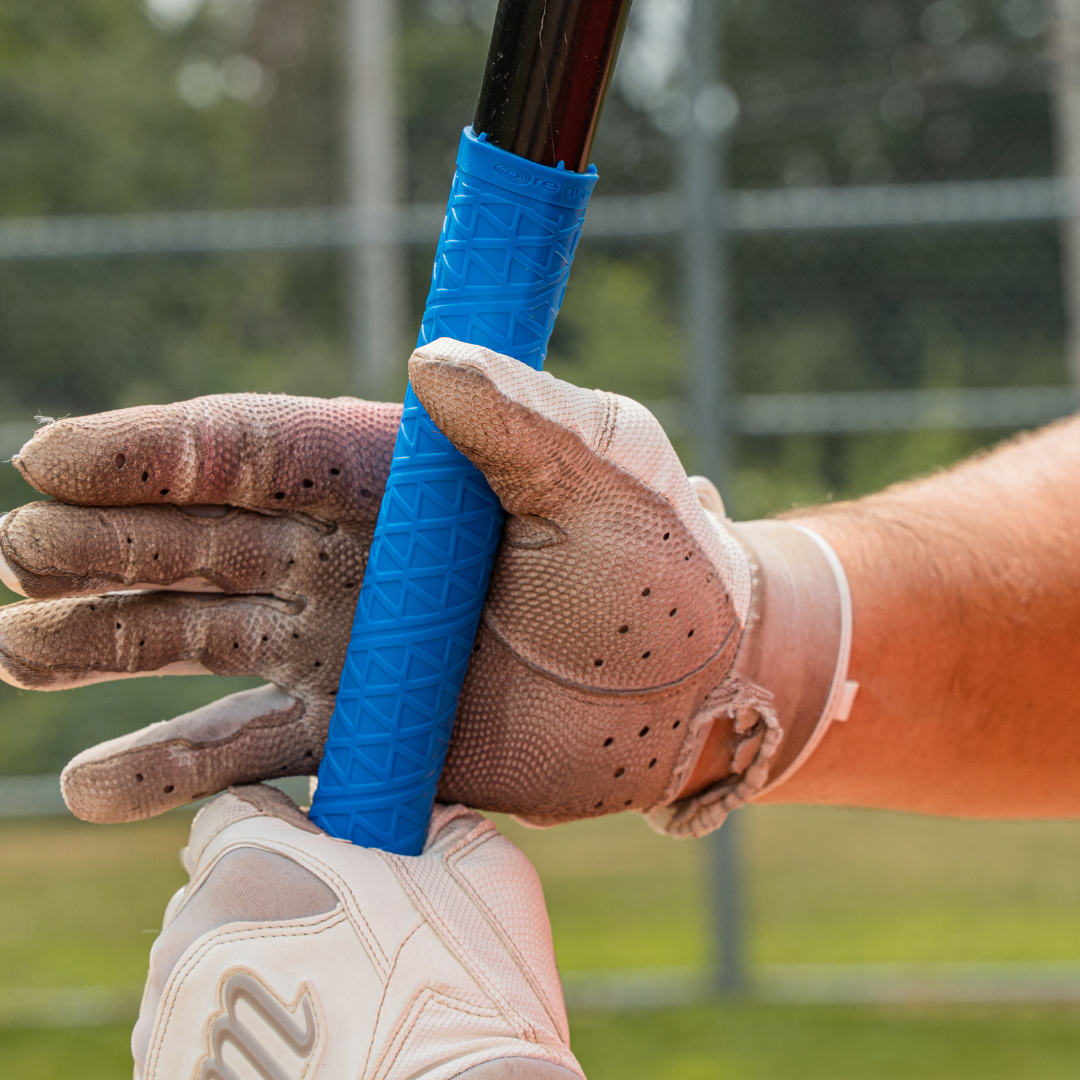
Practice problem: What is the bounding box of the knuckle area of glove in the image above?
[411,360,588,510]
[442,628,736,818]
[0,503,369,601]
[14,395,399,522]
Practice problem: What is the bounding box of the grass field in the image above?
[3,804,1080,1077]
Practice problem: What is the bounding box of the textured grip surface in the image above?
[309,128,597,852]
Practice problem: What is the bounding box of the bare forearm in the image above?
[760,415,1080,817]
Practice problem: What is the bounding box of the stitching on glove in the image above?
[380,844,539,1044]
[361,914,427,1079]
[443,826,563,1043]
[370,983,508,1080]
[146,909,346,1079]
[441,825,547,1042]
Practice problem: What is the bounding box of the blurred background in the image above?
[4,0,1080,1076]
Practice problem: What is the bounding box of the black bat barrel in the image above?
[475,0,634,172]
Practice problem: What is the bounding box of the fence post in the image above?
[1053,0,1080,386]
[681,0,748,997]
[708,809,747,994]
[345,0,408,399]
[683,0,729,485]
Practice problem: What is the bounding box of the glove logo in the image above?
[494,162,532,185]
[196,968,324,1080]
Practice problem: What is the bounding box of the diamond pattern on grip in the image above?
[419,166,587,370]
[309,128,596,853]
[310,390,501,852]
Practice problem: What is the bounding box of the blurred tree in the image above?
[0,0,1072,771]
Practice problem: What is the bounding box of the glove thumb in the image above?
[409,338,691,523]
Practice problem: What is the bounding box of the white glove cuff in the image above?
[758,525,855,794]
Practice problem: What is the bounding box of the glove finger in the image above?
[61,686,332,822]
[0,502,363,601]
[409,339,612,518]
[0,591,315,690]
[409,338,700,519]
[13,394,400,523]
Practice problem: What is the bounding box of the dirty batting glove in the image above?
[0,348,852,837]
[133,784,582,1080]
[0,394,399,820]
[409,340,854,837]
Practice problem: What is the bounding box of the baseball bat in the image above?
[309,0,633,852]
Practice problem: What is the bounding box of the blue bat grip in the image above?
[308,127,598,852]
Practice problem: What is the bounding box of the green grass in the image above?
[570,1002,1080,1080]
[0,1026,135,1080]
[9,1004,1080,1080]
[0,815,189,989]
[5,805,1080,1076]
[495,806,1080,970]
[745,807,1080,964]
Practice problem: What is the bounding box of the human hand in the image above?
[0,344,851,837]
[0,394,400,820]
[132,784,580,1080]
[408,341,852,836]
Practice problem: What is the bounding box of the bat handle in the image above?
[308,127,597,852]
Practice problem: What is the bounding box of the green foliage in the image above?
[547,254,685,403]
[400,2,488,202]
[0,0,349,421]
[724,0,1054,189]
[0,0,252,217]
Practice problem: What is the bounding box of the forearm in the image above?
[760,415,1080,817]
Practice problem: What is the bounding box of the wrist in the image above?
[667,517,854,809]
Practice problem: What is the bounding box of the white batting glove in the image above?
[133,785,582,1080]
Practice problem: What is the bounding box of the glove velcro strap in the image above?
[644,521,854,839]
[643,677,780,838]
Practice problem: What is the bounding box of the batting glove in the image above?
[0,341,852,837]
[133,784,581,1080]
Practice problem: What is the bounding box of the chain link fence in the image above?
[2,0,1079,1017]
[2,0,1072,491]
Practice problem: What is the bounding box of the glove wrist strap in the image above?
[644,519,854,838]
[755,524,856,796]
